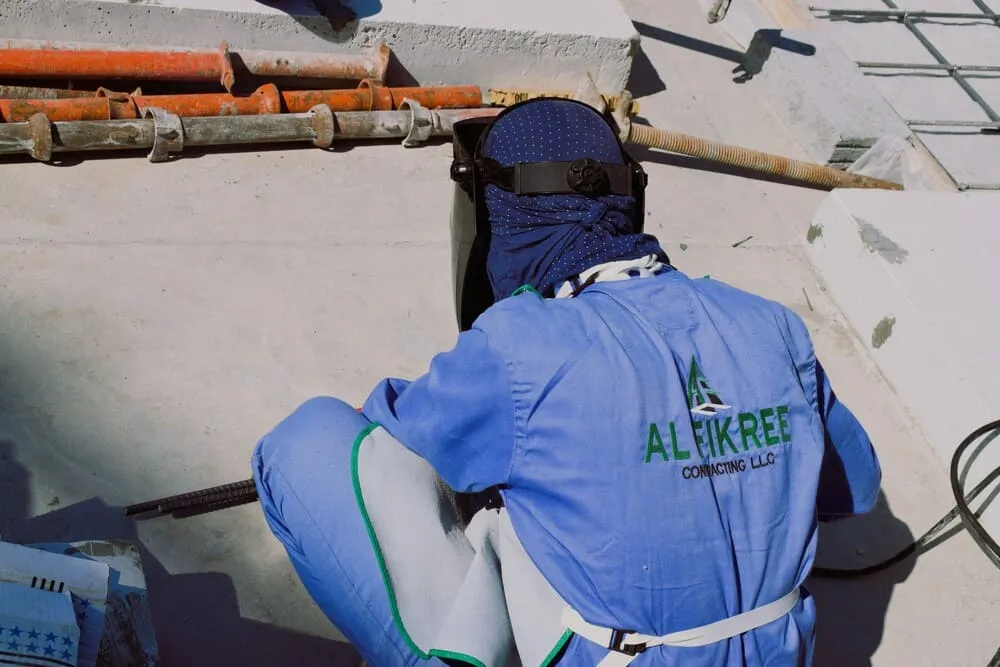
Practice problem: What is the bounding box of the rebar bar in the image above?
[0,41,390,92]
[874,0,999,122]
[0,103,501,162]
[809,6,1000,21]
[124,479,259,516]
[125,479,260,518]
[906,119,1000,129]
[858,61,1000,73]
[0,83,484,122]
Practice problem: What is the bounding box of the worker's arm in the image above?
[777,306,882,521]
[361,327,517,494]
[813,359,882,521]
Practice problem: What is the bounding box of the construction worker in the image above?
[251,98,882,666]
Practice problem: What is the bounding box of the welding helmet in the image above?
[448,97,651,331]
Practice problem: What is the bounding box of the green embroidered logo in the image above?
[686,357,731,416]
[644,358,792,474]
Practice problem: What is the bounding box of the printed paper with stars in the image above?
[0,541,110,667]
[0,580,80,666]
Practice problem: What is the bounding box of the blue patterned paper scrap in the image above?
[0,580,80,667]
[0,540,109,667]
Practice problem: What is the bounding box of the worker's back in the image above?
[473,268,826,665]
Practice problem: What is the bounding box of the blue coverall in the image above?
[252,267,881,666]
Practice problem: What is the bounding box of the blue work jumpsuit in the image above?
[252,267,881,666]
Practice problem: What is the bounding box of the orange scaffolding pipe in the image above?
[0,41,391,91]
[0,83,485,122]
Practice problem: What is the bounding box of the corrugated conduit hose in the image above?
[626,121,904,191]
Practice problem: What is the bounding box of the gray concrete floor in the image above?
[0,0,997,665]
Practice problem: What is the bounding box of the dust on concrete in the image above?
[871,315,896,349]
[806,224,823,243]
[858,219,908,264]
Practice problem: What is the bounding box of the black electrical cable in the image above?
[813,419,1000,577]
[812,419,1000,667]
[950,420,1000,569]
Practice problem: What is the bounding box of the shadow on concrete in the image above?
[0,443,357,666]
[732,29,816,83]
[254,0,383,43]
[628,43,667,99]
[632,22,815,84]
[808,491,916,667]
[634,21,744,63]
[627,142,833,192]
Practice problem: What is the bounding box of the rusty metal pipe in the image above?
[0,83,483,122]
[0,96,113,122]
[0,104,500,162]
[282,82,482,113]
[238,42,390,82]
[0,41,390,92]
[0,85,94,99]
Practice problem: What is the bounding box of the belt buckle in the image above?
[608,629,647,656]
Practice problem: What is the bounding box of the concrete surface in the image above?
[694,0,921,168]
[698,0,1000,189]
[0,1,997,667]
[0,0,638,93]
[806,189,1000,534]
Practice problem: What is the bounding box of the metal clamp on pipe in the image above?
[143,106,184,163]
[307,104,336,148]
[612,90,633,144]
[399,98,433,148]
[26,112,53,161]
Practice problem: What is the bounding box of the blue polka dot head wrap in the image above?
[480,98,668,301]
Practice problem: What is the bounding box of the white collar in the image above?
[554,254,667,299]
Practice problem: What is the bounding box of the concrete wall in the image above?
[806,189,1000,536]
[0,0,638,93]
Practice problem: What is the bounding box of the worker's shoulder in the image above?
[472,286,595,345]
[689,273,801,318]
[692,275,814,353]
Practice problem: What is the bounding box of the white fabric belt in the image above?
[561,587,801,667]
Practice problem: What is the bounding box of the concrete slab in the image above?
[0,0,638,93]
[805,189,1000,531]
[0,0,996,665]
[699,0,1000,188]
[693,0,920,167]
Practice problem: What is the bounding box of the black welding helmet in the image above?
[449,97,660,331]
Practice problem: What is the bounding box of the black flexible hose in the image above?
[950,420,1000,569]
[813,419,1000,577]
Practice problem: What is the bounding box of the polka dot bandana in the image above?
[480,98,667,300]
